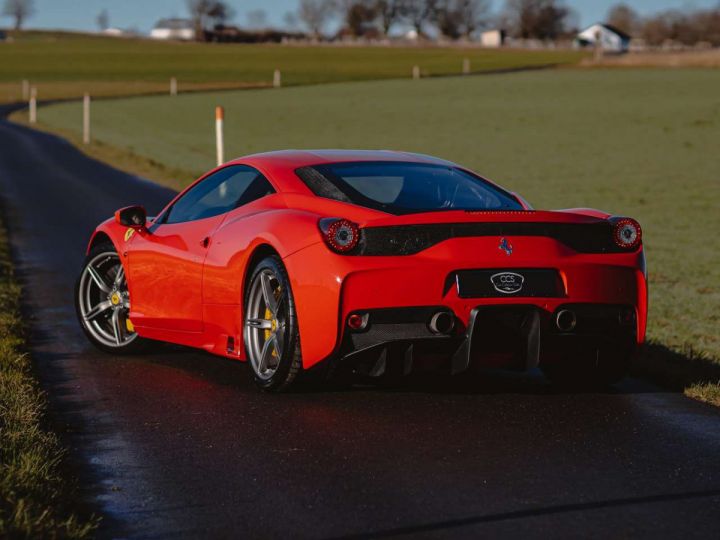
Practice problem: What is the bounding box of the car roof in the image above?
[227,150,459,194]
[231,149,454,168]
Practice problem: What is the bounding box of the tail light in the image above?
[319,218,360,254]
[612,218,642,250]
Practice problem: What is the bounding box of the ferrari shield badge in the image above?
[499,237,513,256]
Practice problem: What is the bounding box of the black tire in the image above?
[244,255,302,392]
[75,242,148,355]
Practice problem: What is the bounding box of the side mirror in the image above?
[115,205,147,228]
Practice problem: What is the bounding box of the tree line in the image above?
[187,0,720,45]
[607,2,720,47]
[3,0,720,47]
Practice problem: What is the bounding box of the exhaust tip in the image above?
[347,312,369,331]
[555,309,577,332]
[429,311,455,335]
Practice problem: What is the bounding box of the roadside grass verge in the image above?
[0,218,97,537]
[633,343,720,407]
[0,30,585,103]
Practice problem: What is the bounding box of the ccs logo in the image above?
[491,272,524,294]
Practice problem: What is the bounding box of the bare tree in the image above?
[503,0,569,40]
[283,11,300,30]
[375,0,401,35]
[2,0,34,30]
[432,0,463,39]
[96,9,109,31]
[401,0,435,37]
[246,9,268,29]
[187,0,233,39]
[342,0,378,36]
[208,1,234,26]
[298,0,336,38]
[606,3,639,36]
[454,0,490,38]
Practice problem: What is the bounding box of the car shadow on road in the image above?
[632,341,720,391]
[102,341,668,398]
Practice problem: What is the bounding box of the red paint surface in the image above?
[87,151,648,369]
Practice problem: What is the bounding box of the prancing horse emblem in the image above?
[499,237,513,256]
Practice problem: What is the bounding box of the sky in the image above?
[3,0,718,34]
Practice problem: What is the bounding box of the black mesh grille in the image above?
[356,221,624,256]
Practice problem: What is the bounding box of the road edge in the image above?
[0,207,100,538]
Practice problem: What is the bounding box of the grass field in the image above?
[24,69,720,379]
[0,219,97,537]
[0,31,584,103]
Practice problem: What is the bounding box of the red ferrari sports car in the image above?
[76,150,646,391]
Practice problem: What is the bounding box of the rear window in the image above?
[296,162,523,215]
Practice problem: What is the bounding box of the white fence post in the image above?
[215,106,225,166]
[412,65,420,80]
[273,69,282,88]
[22,79,29,100]
[170,77,178,96]
[83,93,91,144]
[29,87,37,124]
[463,58,470,75]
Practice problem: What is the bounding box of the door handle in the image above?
[201,237,210,248]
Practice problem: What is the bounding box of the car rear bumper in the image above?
[335,303,638,377]
[283,238,647,370]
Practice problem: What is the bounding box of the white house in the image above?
[480,29,506,48]
[150,18,195,41]
[576,23,631,53]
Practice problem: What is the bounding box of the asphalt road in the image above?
[1,107,720,539]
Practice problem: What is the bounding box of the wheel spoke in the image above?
[84,300,113,321]
[87,265,111,293]
[114,264,125,287]
[273,328,284,358]
[246,318,273,330]
[260,272,278,316]
[111,310,123,345]
[257,333,276,373]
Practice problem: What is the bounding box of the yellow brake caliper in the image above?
[264,286,281,358]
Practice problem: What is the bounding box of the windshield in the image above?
[297,162,523,215]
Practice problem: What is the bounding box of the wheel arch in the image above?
[87,231,113,253]
[242,243,282,296]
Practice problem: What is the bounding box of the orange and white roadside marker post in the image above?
[29,87,37,124]
[170,77,178,96]
[215,106,225,166]
[412,65,420,80]
[463,57,470,75]
[83,93,91,144]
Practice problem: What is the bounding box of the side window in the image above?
[165,165,274,224]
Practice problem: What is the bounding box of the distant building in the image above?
[576,23,631,54]
[102,28,129,37]
[480,29,506,48]
[150,18,195,41]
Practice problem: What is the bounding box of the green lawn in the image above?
[29,69,720,367]
[0,30,584,103]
